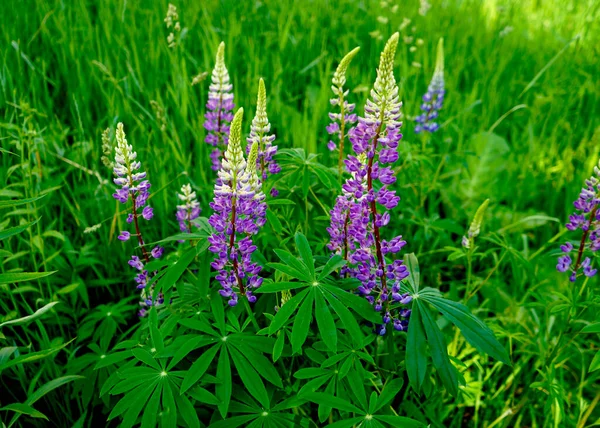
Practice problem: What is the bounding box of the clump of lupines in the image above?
[204,42,235,171]
[327,47,360,174]
[557,159,600,281]
[415,38,444,133]
[208,108,266,306]
[176,183,201,233]
[247,78,280,197]
[462,199,489,249]
[111,123,164,316]
[328,33,412,334]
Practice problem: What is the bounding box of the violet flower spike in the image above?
[204,41,235,171]
[415,38,445,134]
[176,183,201,234]
[556,158,600,282]
[111,123,162,316]
[327,33,412,334]
[208,108,266,306]
[247,78,280,196]
[328,47,360,175]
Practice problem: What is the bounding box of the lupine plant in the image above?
[415,38,445,133]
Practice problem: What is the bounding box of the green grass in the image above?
[1,0,600,426]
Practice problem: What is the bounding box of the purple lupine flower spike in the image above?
[557,159,600,281]
[327,33,412,334]
[208,108,266,306]
[111,123,163,316]
[176,183,201,234]
[247,78,280,196]
[328,47,360,175]
[415,38,444,134]
[204,42,235,171]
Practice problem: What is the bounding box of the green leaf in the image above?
[418,301,458,396]
[188,386,220,405]
[141,383,162,428]
[211,295,227,335]
[345,369,367,410]
[295,233,315,278]
[94,350,133,369]
[318,255,347,280]
[375,415,425,427]
[291,290,314,353]
[132,348,161,371]
[0,339,74,372]
[0,194,47,208]
[209,415,257,428]
[121,382,158,428]
[176,394,200,428]
[0,218,39,241]
[154,246,196,295]
[322,284,382,324]
[0,403,47,420]
[404,253,420,294]
[180,344,219,394]
[229,346,270,408]
[327,417,365,428]
[167,335,209,370]
[590,349,600,372]
[148,307,164,353]
[230,342,283,388]
[581,323,600,333]
[255,281,307,293]
[306,392,362,413]
[273,331,284,363]
[108,381,156,421]
[0,271,56,286]
[315,291,337,352]
[268,288,309,334]
[0,301,59,328]
[406,302,427,393]
[425,296,510,365]
[27,375,84,405]
[216,345,232,418]
[324,291,363,347]
[375,378,404,412]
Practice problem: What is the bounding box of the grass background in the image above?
[1,0,600,426]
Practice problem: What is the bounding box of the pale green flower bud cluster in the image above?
[101,128,113,169]
[216,108,246,195]
[462,199,490,249]
[164,4,181,49]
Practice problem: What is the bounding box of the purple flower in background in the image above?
[208,108,266,306]
[328,47,360,175]
[111,123,162,316]
[204,42,235,171]
[415,38,445,134]
[327,33,412,334]
[176,183,201,234]
[247,78,280,196]
[557,161,600,282]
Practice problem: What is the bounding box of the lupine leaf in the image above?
[295,233,315,278]
[424,296,510,365]
[209,415,257,428]
[255,281,308,293]
[327,417,365,428]
[188,386,220,405]
[229,346,270,408]
[132,348,161,371]
[589,350,600,372]
[153,246,196,296]
[314,290,337,352]
[291,290,315,353]
[581,323,600,333]
[0,271,56,286]
[121,382,158,428]
[230,342,283,387]
[148,307,164,353]
[108,381,156,421]
[180,344,219,394]
[95,350,133,369]
[375,415,425,427]
[216,345,232,418]
[176,394,200,428]
[374,378,404,412]
[318,255,346,280]
[211,295,227,335]
[273,330,285,362]
[27,375,84,405]
[268,288,309,333]
[167,335,211,370]
[306,392,362,413]
[345,368,367,410]
[0,301,59,328]
[406,302,427,393]
[418,301,458,396]
[324,290,364,346]
[0,403,47,420]
[322,284,382,323]
[160,377,177,427]
[404,253,420,294]
[140,383,162,428]
[268,262,311,283]
[0,194,47,208]
[0,218,39,240]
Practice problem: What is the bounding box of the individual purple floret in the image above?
[327,33,412,334]
[247,78,280,196]
[557,160,600,282]
[204,42,234,171]
[415,38,445,134]
[208,108,266,306]
[176,183,201,233]
[111,123,164,316]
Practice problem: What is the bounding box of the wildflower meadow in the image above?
[1,0,600,427]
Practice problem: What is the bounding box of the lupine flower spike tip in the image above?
[557,158,600,282]
[462,199,489,249]
[176,183,201,234]
[111,123,164,316]
[416,38,445,133]
[328,33,412,335]
[204,42,235,171]
[209,108,266,307]
[247,78,280,197]
[327,47,360,175]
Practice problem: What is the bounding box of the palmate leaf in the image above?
[291,290,314,353]
[405,302,427,393]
